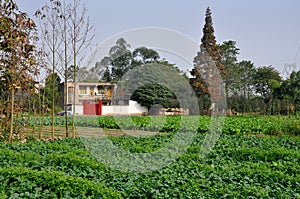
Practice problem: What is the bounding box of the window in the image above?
[97,85,106,95]
[79,86,87,94]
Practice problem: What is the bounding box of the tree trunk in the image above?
[9,88,15,143]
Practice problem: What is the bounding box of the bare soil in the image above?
[23,126,162,138]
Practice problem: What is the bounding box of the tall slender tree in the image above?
[68,0,94,137]
[200,7,225,78]
[60,0,71,137]
[190,7,225,113]
[35,0,63,138]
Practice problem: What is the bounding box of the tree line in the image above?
[190,7,300,115]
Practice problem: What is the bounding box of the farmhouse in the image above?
[60,82,148,116]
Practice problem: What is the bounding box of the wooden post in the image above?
[9,88,15,143]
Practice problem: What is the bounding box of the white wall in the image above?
[102,106,114,115]
[74,105,83,115]
[102,100,148,116]
[128,100,148,115]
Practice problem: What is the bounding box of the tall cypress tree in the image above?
[190,7,225,99]
[201,7,224,76]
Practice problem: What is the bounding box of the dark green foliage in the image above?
[114,61,188,109]
[219,40,240,98]
[275,70,300,114]
[41,72,63,111]
[131,84,179,108]
[98,38,132,82]
[253,66,282,102]
[100,43,163,83]
[99,39,184,109]
[132,47,160,64]
[233,60,256,110]
[0,167,123,198]
[66,65,79,82]
[0,132,299,198]
[102,67,112,82]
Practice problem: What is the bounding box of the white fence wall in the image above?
[102,100,148,116]
[74,100,148,116]
[128,100,148,115]
[74,105,83,115]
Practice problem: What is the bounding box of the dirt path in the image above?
[24,126,162,138]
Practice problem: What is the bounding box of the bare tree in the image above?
[35,0,63,138]
[35,0,94,138]
[57,0,72,137]
[68,0,95,137]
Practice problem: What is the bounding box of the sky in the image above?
[15,0,300,78]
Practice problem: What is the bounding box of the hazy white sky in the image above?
[15,0,300,76]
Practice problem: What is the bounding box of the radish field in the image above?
[0,115,299,198]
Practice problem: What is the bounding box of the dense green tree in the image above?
[235,60,256,112]
[109,38,132,81]
[129,60,182,109]
[41,72,62,112]
[115,61,188,110]
[254,66,281,99]
[219,40,240,97]
[287,71,300,108]
[253,66,281,113]
[132,47,160,64]
[77,66,99,82]
[225,60,256,112]
[127,47,182,109]
[102,67,112,82]
[131,84,178,109]
[66,65,79,82]
[276,70,300,114]
[237,60,256,97]
[99,42,187,109]
[100,43,165,82]
[99,38,132,82]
